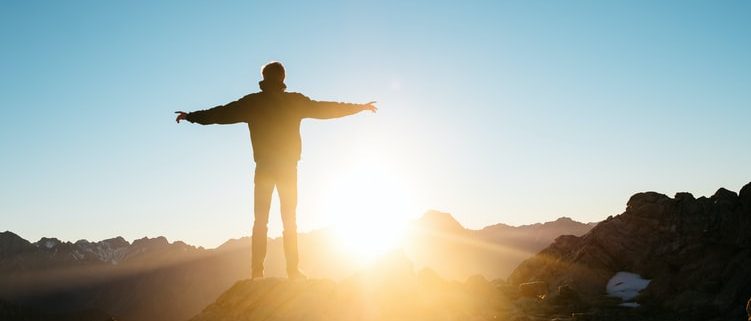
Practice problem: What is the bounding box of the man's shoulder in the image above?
[283,92,310,100]
[247,91,309,101]
[241,92,264,100]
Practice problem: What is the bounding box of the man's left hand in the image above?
[362,101,378,113]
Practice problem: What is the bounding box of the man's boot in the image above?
[251,225,268,279]
[283,230,306,280]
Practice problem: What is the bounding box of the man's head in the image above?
[261,61,285,83]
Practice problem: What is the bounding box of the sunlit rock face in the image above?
[190,253,509,321]
[509,182,751,321]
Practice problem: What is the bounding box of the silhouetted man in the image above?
[176,62,376,279]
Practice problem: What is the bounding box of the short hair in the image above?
[261,61,285,82]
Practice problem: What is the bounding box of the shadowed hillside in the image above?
[0,299,113,321]
[0,234,243,321]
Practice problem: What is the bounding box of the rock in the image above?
[674,192,695,202]
[543,284,586,315]
[509,182,751,321]
[191,256,510,321]
[518,281,547,299]
[626,192,670,211]
[740,182,751,210]
[711,187,738,202]
[712,187,740,212]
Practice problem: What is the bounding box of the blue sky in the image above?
[2,1,749,248]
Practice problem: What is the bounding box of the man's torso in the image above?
[244,92,307,163]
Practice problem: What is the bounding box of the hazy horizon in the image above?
[3,209,596,248]
[2,1,750,248]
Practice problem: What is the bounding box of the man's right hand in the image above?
[175,111,188,123]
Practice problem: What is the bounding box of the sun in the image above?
[321,162,418,264]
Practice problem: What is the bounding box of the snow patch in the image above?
[45,240,57,249]
[606,271,650,307]
[77,240,129,264]
[72,250,84,261]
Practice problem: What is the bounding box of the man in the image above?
[176,61,376,279]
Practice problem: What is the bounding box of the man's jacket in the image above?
[186,91,363,163]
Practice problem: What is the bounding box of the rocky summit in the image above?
[509,182,751,321]
[190,253,508,321]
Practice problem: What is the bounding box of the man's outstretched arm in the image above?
[303,99,377,119]
[175,97,250,125]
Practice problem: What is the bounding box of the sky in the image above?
[1,1,750,248]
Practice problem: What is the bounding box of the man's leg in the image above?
[251,163,274,278]
[277,162,301,277]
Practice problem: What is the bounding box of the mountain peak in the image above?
[132,236,169,248]
[415,210,465,231]
[509,217,589,230]
[543,216,591,228]
[100,236,129,248]
[0,231,24,241]
[35,237,62,249]
[0,231,33,257]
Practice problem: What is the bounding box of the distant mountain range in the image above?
[404,211,595,279]
[0,213,593,321]
[0,233,238,321]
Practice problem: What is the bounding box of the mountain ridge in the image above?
[0,213,593,321]
[2,212,593,263]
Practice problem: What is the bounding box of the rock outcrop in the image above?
[509,182,751,320]
[190,253,508,321]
